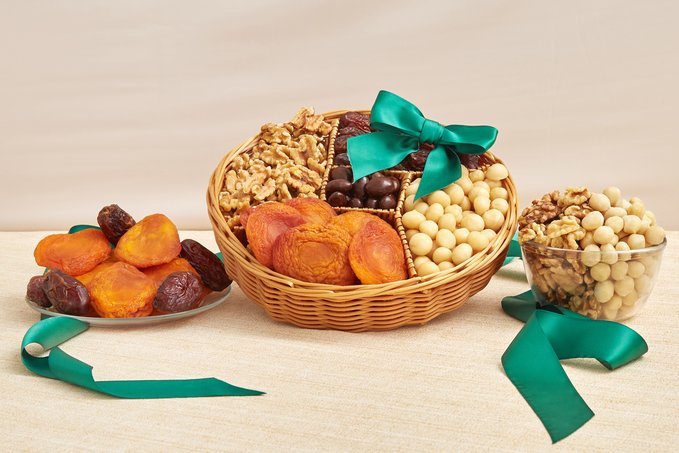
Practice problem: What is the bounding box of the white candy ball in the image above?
[461,213,485,232]
[482,209,505,232]
[419,220,439,238]
[473,196,491,215]
[485,163,509,181]
[490,187,508,200]
[593,226,615,245]
[581,211,604,231]
[417,261,440,276]
[645,225,665,246]
[603,186,622,206]
[409,233,434,256]
[437,213,457,231]
[451,243,473,265]
[427,190,451,208]
[402,210,426,230]
[454,228,470,244]
[581,244,601,267]
[594,280,615,303]
[467,231,490,252]
[435,229,457,249]
[445,184,465,205]
[591,263,611,282]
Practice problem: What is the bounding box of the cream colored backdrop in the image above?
[2,0,678,230]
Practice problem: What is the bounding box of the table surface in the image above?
[2,231,678,452]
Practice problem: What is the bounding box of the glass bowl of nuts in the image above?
[518,186,667,321]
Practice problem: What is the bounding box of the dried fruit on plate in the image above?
[284,198,337,224]
[114,214,181,268]
[245,202,306,268]
[88,262,157,318]
[348,219,407,284]
[34,228,112,276]
[75,258,118,287]
[273,224,356,285]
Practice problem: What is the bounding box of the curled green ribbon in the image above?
[501,291,648,443]
[347,91,498,199]
[21,317,264,398]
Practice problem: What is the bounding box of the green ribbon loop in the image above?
[501,291,648,443]
[21,317,264,399]
[347,90,498,199]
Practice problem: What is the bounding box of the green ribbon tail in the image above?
[501,291,647,443]
[21,317,264,399]
[415,146,460,200]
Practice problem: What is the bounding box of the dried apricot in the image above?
[284,198,337,224]
[272,224,356,285]
[97,204,136,244]
[330,211,379,237]
[76,258,118,287]
[114,214,181,268]
[245,202,306,268]
[142,257,199,287]
[349,220,407,284]
[88,262,156,318]
[34,228,112,276]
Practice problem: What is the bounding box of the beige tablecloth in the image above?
[1,231,678,451]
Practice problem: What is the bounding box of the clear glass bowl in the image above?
[520,240,666,321]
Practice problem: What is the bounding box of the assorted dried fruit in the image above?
[221,108,516,287]
[26,206,231,318]
[518,186,666,320]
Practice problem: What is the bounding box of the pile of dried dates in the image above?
[27,205,231,317]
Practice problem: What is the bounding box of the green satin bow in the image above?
[347,91,498,199]
[501,291,648,443]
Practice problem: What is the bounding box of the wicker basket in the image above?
[207,110,518,332]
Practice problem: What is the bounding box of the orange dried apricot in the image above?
[88,262,157,318]
[284,198,337,224]
[348,220,407,284]
[330,211,380,237]
[245,202,306,268]
[273,223,356,285]
[34,228,112,276]
[114,214,181,268]
[142,257,200,287]
[76,258,118,287]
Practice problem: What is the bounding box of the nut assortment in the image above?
[219,107,333,228]
[519,187,666,320]
[220,109,515,285]
[27,205,231,318]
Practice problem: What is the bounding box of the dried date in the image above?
[153,272,204,313]
[44,269,92,315]
[97,204,136,244]
[179,239,232,291]
[26,275,51,307]
[338,112,371,132]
